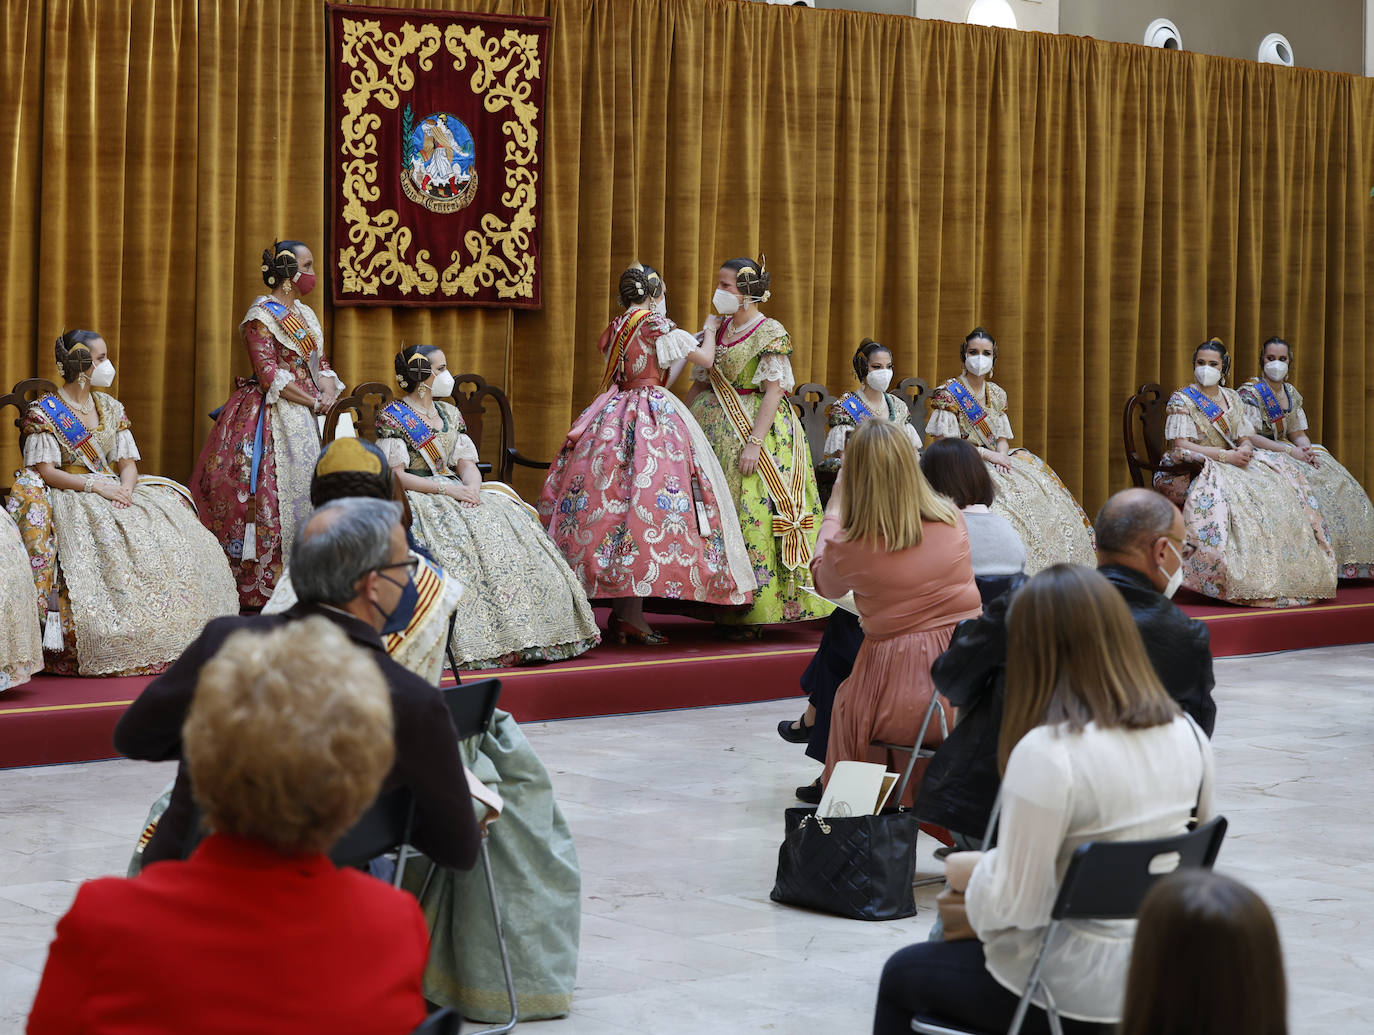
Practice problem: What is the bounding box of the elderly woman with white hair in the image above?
[30,620,432,1035]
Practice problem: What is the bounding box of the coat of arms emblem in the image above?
[401,107,479,213]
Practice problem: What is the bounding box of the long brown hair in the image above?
[839,420,958,551]
[1000,564,1178,772]
[1120,870,1287,1035]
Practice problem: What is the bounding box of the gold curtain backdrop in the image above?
[2,0,1370,513]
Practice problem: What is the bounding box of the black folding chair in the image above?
[329,786,418,889]
[870,691,950,888]
[411,1006,462,1034]
[911,815,1228,1035]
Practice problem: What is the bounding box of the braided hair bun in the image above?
[852,338,891,380]
[311,438,394,506]
[394,344,440,391]
[53,329,99,383]
[617,263,664,308]
[725,255,771,303]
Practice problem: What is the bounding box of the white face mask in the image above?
[712,288,740,316]
[1194,365,1222,387]
[1263,360,1289,382]
[1159,539,1185,599]
[865,368,893,393]
[965,353,993,377]
[651,295,667,316]
[89,359,116,388]
[429,370,455,398]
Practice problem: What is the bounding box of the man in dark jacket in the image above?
[916,488,1216,843]
[115,497,480,872]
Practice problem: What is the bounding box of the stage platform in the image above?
[4,583,1373,770]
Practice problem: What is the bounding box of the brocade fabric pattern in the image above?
[822,391,922,467]
[0,511,42,687]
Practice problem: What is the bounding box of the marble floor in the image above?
[2,643,1372,1033]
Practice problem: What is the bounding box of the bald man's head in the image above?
[1095,488,1186,593]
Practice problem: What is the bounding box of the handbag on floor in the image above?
[770,806,919,921]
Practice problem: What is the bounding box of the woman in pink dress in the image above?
[813,420,982,804]
[191,241,344,609]
[538,264,755,643]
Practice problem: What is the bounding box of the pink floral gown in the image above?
[538,307,755,606]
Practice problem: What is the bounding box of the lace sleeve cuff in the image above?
[752,352,795,392]
[451,434,480,466]
[925,410,960,438]
[823,425,851,460]
[379,437,409,469]
[903,422,923,456]
[654,328,697,366]
[995,414,1013,441]
[1164,414,1198,442]
[265,369,294,406]
[1288,407,1309,434]
[320,370,346,395]
[22,433,62,467]
[112,430,142,462]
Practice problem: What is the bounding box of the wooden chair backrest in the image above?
[788,382,835,465]
[1,378,59,497]
[322,382,392,445]
[448,373,550,482]
[1122,382,1200,488]
[896,376,931,446]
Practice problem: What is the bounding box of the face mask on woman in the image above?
[1194,365,1222,388]
[865,368,893,393]
[430,370,456,398]
[293,270,317,296]
[712,288,740,316]
[89,359,116,388]
[965,354,993,377]
[1263,360,1289,382]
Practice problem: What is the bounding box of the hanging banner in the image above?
[327,4,548,308]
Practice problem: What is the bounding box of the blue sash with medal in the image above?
[1182,385,1236,446]
[36,394,108,474]
[1252,380,1288,438]
[945,379,998,447]
[838,393,878,425]
[381,400,448,475]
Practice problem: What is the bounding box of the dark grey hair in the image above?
[1094,490,1175,555]
[291,498,403,605]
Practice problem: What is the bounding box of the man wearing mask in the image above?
[115,497,480,871]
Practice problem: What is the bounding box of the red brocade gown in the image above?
[537,307,756,606]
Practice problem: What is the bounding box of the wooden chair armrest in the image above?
[507,449,551,471]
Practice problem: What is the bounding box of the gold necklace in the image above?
[411,395,442,426]
[58,387,95,415]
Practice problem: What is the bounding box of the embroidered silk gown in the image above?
[822,390,922,467]
[0,510,42,688]
[1154,385,1336,607]
[689,316,832,626]
[377,401,599,668]
[190,297,344,608]
[537,307,755,606]
[1237,378,1374,579]
[926,377,1094,573]
[7,393,238,675]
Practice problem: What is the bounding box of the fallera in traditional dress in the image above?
[537,306,755,606]
[821,390,922,468]
[1237,377,1374,579]
[926,376,1094,574]
[7,391,238,675]
[1154,385,1336,607]
[0,510,42,689]
[689,315,833,625]
[191,297,343,609]
[377,399,599,668]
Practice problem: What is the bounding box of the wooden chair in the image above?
[321,381,392,445]
[896,375,931,447]
[1,378,59,501]
[448,373,549,483]
[787,382,836,467]
[1123,382,1201,488]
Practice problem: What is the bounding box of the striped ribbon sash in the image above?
[597,309,652,396]
[36,394,109,475]
[945,379,999,449]
[1252,380,1288,439]
[1183,385,1236,447]
[383,555,446,654]
[382,401,450,475]
[261,298,319,357]
[707,365,814,571]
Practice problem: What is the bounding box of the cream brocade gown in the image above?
[1154,386,1336,607]
[925,377,1094,574]
[7,392,239,675]
[378,401,600,668]
[0,512,42,688]
[1237,378,1374,579]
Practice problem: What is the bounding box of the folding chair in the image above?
[870,691,951,888]
[411,1006,462,1034]
[416,678,519,1035]
[329,786,418,889]
[911,815,1228,1035]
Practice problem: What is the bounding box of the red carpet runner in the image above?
[4,583,1373,769]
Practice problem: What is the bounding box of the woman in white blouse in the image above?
[873,563,1214,1035]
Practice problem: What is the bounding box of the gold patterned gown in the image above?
[1154,386,1336,607]
[926,377,1094,574]
[0,511,42,689]
[1237,378,1374,579]
[7,393,239,675]
[378,401,600,668]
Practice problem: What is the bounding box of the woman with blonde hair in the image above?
[806,420,981,804]
[874,564,1215,1035]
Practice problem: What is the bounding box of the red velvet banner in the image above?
[327,4,548,308]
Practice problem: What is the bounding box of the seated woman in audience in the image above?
[1238,336,1374,579]
[925,327,1094,573]
[821,338,922,467]
[28,619,430,1035]
[686,255,832,635]
[873,564,1214,1035]
[1154,337,1335,606]
[921,437,1025,603]
[6,331,238,676]
[812,421,981,805]
[0,510,42,689]
[1120,870,1287,1035]
[264,437,582,1021]
[377,345,599,668]
[538,263,755,644]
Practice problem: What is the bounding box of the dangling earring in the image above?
[416,384,430,401]
[77,371,89,389]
